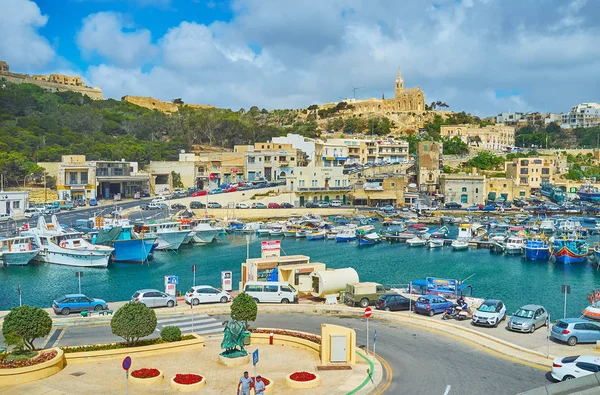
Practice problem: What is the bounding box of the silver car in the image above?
[132,289,177,308]
[507,304,548,333]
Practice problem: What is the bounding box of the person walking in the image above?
[254,375,266,395]
[237,371,252,395]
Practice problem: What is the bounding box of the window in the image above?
[423,145,428,151]
[574,323,586,330]
[13,201,20,209]
[311,180,318,187]
[245,285,263,292]
[541,168,549,175]
[475,188,479,193]
[461,187,467,192]
[248,157,256,164]
[520,168,528,174]
[576,362,599,373]
[265,286,279,293]
[299,180,305,187]
[281,286,293,293]
[69,172,77,184]
[81,172,88,184]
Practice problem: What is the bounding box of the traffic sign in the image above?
[122,356,131,370]
[373,329,377,343]
[364,307,372,318]
[253,349,259,366]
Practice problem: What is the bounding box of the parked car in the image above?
[190,201,206,209]
[224,187,237,193]
[280,202,294,208]
[255,183,267,189]
[132,289,177,308]
[317,202,331,208]
[466,205,480,211]
[414,295,453,317]
[252,202,267,209]
[207,202,222,208]
[345,282,386,308]
[243,281,298,303]
[52,294,108,315]
[191,190,207,197]
[551,355,600,382]
[142,202,165,210]
[43,207,59,215]
[171,203,186,210]
[208,189,224,195]
[268,202,281,209]
[305,202,317,208]
[330,200,343,207]
[507,304,548,333]
[235,203,250,209]
[551,318,600,346]
[472,299,507,327]
[23,208,41,218]
[266,182,278,188]
[444,202,462,209]
[376,294,412,312]
[381,205,395,212]
[152,196,167,204]
[184,285,231,305]
[89,198,98,206]
[76,199,87,207]
[481,205,497,212]
[0,213,13,222]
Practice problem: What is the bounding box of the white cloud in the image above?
[77,12,157,67]
[82,0,600,115]
[0,0,55,70]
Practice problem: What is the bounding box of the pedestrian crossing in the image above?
[156,314,224,335]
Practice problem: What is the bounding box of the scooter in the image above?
[456,305,473,321]
[441,304,459,320]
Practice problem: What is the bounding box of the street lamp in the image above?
[23,173,34,189]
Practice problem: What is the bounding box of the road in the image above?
[45,312,549,394]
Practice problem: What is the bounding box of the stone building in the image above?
[416,141,442,192]
[350,176,407,207]
[505,156,554,189]
[440,124,515,151]
[286,165,351,206]
[486,177,529,202]
[440,174,485,205]
[0,61,8,72]
[234,143,298,181]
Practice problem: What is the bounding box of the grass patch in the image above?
[61,335,195,353]
[4,350,38,362]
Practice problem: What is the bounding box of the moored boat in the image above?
[489,241,506,254]
[306,231,325,240]
[524,238,551,261]
[552,237,588,264]
[358,232,381,246]
[451,240,469,251]
[505,235,525,255]
[336,228,357,242]
[406,236,426,247]
[427,239,444,249]
[136,221,190,250]
[0,236,39,266]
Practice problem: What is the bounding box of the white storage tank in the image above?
[310,268,359,298]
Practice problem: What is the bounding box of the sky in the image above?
[1,0,599,116]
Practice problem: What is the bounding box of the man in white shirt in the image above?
[237,371,252,395]
[254,375,266,395]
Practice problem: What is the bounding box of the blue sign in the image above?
[122,356,131,370]
[373,330,377,343]
[167,275,178,285]
[252,349,259,366]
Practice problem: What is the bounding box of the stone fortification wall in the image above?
[122,96,214,113]
[0,71,103,100]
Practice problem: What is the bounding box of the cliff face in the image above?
[122,96,214,113]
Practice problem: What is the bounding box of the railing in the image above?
[296,186,353,191]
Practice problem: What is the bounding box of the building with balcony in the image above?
[286,165,351,206]
[440,124,515,151]
[376,140,409,163]
[235,143,298,182]
[505,157,554,189]
[561,103,600,129]
[350,176,407,207]
[495,112,526,126]
[486,177,529,203]
[272,133,316,165]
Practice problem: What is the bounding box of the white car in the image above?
[551,355,600,381]
[330,200,343,207]
[152,196,167,204]
[0,213,13,222]
[472,299,507,327]
[184,285,231,306]
[235,203,250,209]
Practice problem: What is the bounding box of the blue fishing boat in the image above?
[524,238,551,261]
[92,226,157,263]
[306,231,325,240]
[583,217,597,224]
[336,228,357,242]
[358,232,381,246]
[577,184,600,202]
[552,237,588,264]
[430,226,449,239]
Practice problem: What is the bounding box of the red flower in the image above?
[173,374,203,385]
[290,371,316,382]
[0,351,57,369]
[131,368,160,379]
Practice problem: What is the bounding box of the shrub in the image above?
[2,305,52,350]
[61,335,195,353]
[160,326,182,342]
[230,292,257,329]
[111,302,157,345]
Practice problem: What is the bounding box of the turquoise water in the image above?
[2,231,600,319]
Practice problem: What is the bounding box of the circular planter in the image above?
[129,369,163,385]
[170,375,207,392]
[218,353,250,367]
[285,371,321,389]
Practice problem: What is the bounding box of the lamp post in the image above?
[23,173,34,189]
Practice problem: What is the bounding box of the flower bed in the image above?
[286,371,321,389]
[170,373,206,392]
[129,368,163,385]
[0,351,57,369]
[250,329,321,344]
[61,335,195,353]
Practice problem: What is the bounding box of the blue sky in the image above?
[1,0,600,115]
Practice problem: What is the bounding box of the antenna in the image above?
[352,86,365,99]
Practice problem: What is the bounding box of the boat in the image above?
[505,236,526,255]
[256,228,271,236]
[24,216,114,268]
[136,221,190,250]
[326,232,338,240]
[577,183,600,202]
[0,236,39,266]
[583,301,600,320]
[283,227,298,237]
[336,228,357,242]
[552,237,588,264]
[430,226,449,239]
[489,241,506,254]
[241,222,263,233]
[524,238,551,261]
[358,232,381,246]
[190,218,222,243]
[406,237,426,247]
[381,225,407,242]
[584,216,597,224]
[295,229,309,238]
[306,231,325,240]
[427,239,444,249]
[456,224,475,240]
[539,220,555,234]
[451,240,469,251]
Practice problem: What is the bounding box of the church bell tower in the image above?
[395,67,404,98]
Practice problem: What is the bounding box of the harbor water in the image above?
[2,230,600,320]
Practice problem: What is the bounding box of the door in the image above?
[585,323,600,342]
[264,285,279,302]
[330,335,347,363]
[535,309,547,328]
[574,323,590,341]
[195,288,208,304]
[208,288,221,303]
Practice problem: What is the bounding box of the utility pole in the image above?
[352,86,365,99]
[44,172,47,202]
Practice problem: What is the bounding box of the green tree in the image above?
[230,292,257,329]
[442,136,469,155]
[160,326,182,342]
[2,305,52,350]
[464,151,505,170]
[171,171,184,188]
[111,302,157,345]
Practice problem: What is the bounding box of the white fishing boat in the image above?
[451,240,469,251]
[406,237,426,247]
[0,236,39,266]
[241,222,264,233]
[137,221,190,250]
[24,216,113,268]
[505,235,526,255]
[427,239,444,249]
[191,218,221,243]
[283,227,298,237]
[256,228,271,236]
[335,227,357,242]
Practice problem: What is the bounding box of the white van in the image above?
[24,208,42,218]
[243,281,299,304]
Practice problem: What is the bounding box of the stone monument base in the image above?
[218,354,250,367]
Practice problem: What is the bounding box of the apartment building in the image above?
[440,124,515,151]
[235,144,298,181]
[561,103,600,129]
[505,157,554,189]
[286,165,351,206]
[440,174,485,205]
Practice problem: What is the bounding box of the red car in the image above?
[191,190,207,197]
[268,202,281,208]
[224,187,237,193]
